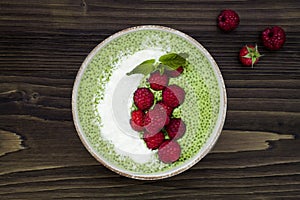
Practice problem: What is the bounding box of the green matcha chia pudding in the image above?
[72,26,226,179]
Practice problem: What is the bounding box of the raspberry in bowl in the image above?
[72,26,227,180]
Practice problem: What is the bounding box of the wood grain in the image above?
[0,130,25,157]
[212,130,294,153]
[0,0,300,199]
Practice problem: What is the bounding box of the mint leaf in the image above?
[126,59,155,76]
[159,53,186,70]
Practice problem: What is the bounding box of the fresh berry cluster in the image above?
[217,9,286,67]
[130,67,186,163]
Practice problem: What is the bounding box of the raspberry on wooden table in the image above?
[262,26,286,50]
[217,9,240,32]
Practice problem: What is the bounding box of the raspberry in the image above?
[143,131,165,150]
[144,108,168,134]
[162,85,185,108]
[217,9,240,32]
[166,118,186,139]
[262,26,286,50]
[133,88,154,110]
[148,71,169,91]
[154,101,173,116]
[158,140,181,163]
[165,66,184,78]
[239,45,262,67]
[130,110,144,132]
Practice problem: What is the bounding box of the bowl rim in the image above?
[72,25,227,180]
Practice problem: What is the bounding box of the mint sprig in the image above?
[126,59,155,76]
[127,53,187,76]
[159,53,186,70]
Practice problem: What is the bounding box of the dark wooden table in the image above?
[1,0,299,199]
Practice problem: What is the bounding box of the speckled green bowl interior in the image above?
[72,26,226,180]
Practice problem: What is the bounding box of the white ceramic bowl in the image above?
[72,25,227,180]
